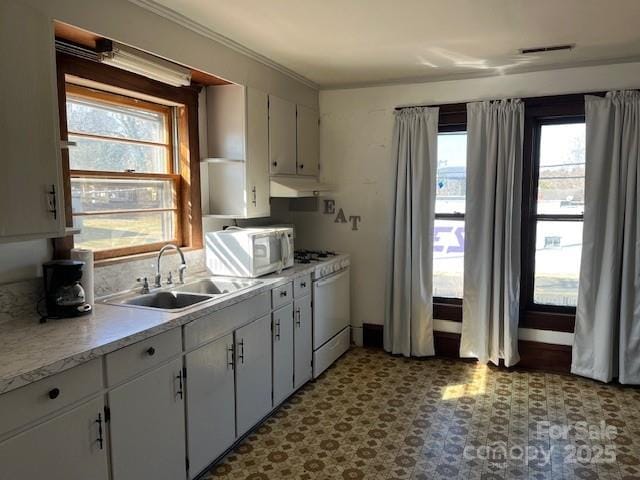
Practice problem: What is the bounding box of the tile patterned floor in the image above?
[202,347,640,480]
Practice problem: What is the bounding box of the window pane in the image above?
[537,123,585,215]
[533,220,583,306]
[436,132,467,214]
[73,211,175,251]
[433,219,464,298]
[66,95,167,143]
[68,135,169,174]
[71,178,175,214]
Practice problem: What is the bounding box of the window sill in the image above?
[94,246,202,268]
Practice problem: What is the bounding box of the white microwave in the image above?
[205,227,294,278]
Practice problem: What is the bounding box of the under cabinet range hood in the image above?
[270,176,335,198]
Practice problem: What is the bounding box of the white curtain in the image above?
[384,107,439,357]
[572,91,640,384]
[460,99,524,367]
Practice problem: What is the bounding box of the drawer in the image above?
[293,274,311,299]
[313,327,350,379]
[184,292,270,350]
[105,328,181,386]
[271,282,293,309]
[0,358,102,438]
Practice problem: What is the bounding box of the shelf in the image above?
[201,157,245,164]
[202,214,241,219]
[65,227,82,235]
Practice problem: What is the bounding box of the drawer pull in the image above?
[96,413,104,450]
[146,347,156,356]
[300,281,307,288]
[280,290,287,297]
[48,388,60,400]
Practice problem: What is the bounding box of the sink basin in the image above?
[118,291,212,310]
[174,278,261,295]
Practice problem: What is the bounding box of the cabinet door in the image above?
[235,315,272,436]
[0,0,64,240]
[272,304,294,406]
[268,96,297,175]
[0,397,109,480]
[296,105,320,176]
[185,334,235,479]
[294,295,313,389]
[245,88,270,218]
[109,358,186,480]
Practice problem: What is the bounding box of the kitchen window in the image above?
[55,52,202,262]
[67,85,181,256]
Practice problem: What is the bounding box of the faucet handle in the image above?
[137,277,150,294]
[166,271,173,285]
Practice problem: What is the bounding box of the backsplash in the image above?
[0,249,205,325]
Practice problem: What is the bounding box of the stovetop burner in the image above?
[294,249,337,263]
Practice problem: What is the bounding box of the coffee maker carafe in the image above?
[42,260,92,319]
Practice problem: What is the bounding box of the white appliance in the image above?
[205,227,294,278]
[270,176,335,198]
[307,255,351,378]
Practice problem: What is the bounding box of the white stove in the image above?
[294,250,351,378]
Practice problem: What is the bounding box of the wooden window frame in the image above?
[54,52,203,262]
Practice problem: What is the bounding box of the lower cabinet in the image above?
[0,397,109,480]
[272,303,294,406]
[185,333,235,478]
[294,294,313,389]
[235,314,272,436]
[109,358,187,480]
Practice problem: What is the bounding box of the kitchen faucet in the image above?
[155,245,187,287]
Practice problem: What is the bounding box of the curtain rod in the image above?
[394,91,607,111]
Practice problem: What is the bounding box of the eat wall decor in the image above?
[323,200,362,231]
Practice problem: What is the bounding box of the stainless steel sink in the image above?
[107,291,214,311]
[174,278,261,295]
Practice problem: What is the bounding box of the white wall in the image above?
[289,61,640,344]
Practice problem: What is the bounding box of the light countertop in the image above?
[0,256,349,395]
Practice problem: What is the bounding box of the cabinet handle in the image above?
[237,339,244,364]
[252,186,257,206]
[299,164,304,170]
[280,290,287,297]
[274,320,281,340]
[300,281,306,288]
[96,413,104,450]
[47,184,57,220]
[295,308,301,327]
[227,344,235,370]
[272,161,278,167]
[176,370,184,400]
[146,347,156,356]
[48,388,60,400]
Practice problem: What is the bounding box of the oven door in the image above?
[313,268,350,349]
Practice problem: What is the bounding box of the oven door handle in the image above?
[314,268,348,288]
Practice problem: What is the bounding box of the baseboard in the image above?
[362,323,572,374]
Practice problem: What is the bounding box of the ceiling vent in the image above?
[519,44,575,55]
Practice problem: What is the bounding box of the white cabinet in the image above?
[296,105,320,176]
[268,96,297,175]
[235,314,272,436]
[272,304,294,406]
[202,84,270,218]
[0,0,65,241]
[0,397,109,480]
[108,358,187,480]
[294,295,313,389]
[185,333,235,478]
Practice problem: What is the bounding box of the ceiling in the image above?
[148,0,640,88]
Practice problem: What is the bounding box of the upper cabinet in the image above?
[268,96,320,177]
[296,105,320,176]
[0,0,65,241]
[201,84,270,218]
[268,96,297,175]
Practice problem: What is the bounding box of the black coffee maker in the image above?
[42,260,92,320]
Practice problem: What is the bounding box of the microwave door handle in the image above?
[282,232,290,266]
